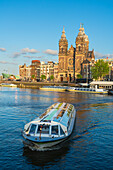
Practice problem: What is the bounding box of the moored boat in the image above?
[68,87,108,94]
[39,85,108,94]
[0,83,17,87]
[22,102,76,149]
[40,86,68,92]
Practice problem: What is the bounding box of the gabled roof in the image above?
[82,59,90,64]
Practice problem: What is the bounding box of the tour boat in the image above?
[22,102,76,149]
[40,86,68,92]
[40,85,108,94]
[0,83,17,87]
[68,87,108,94]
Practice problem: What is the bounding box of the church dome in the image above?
[77,24,89,41]
[61,28,66,38]
[78,31,83,37]
[59,27,67,41]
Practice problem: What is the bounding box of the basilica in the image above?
[58,24,95,82]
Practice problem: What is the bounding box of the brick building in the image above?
[58,25,95,82]
[19,63,31,81]
[31,60,40,81]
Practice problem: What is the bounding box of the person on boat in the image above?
[39,125,42,140]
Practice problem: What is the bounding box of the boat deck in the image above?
[34,102,74,127]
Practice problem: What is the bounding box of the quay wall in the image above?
[0,80,77,89]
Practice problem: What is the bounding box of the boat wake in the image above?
[72,122,102,142]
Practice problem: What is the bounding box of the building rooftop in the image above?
[32,60,40,63]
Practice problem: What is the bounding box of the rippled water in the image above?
[0,87,113,169]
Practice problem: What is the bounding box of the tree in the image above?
[91,59,109,80]
[77,74,82,79]
[41,74,46,81]
[31,75,35,80]
[50,75,54,81]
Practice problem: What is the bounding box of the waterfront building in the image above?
[30,60,40,81]
[54,62,59,82]
[40,61,55,81]
[19,64,31,81]
[58,25,95,82]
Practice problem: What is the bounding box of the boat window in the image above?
[25,125,30,132]
[67,118,71,130]
[29,124,37,134]
[51,125,58,135]
[60,126,65,135]
[37,125,50,134]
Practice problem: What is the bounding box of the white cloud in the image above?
[12,48,40,58]
[24,55,43,59]
[21,48,39,54]
[0,61,17,65]
[0,48,6,52]
[94,51,113,59]
[24,55,36,58]
[43,49,58,55]
[12,52,21,58]
[37,56,45,59]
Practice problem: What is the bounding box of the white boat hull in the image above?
[22,102,76,149]
[23,135,68,149]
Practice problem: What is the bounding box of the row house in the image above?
[40,61,58,81]
[54,62,59,82]
[19,64,31,81]
[19,61,59,82]
[30,60,40,81]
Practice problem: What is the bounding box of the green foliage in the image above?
[31,75,35,79]
[41,74,46,80]
[91,59,109,80]
[77,74,82,79]
[50,75,54,80]
[2,73,10,78]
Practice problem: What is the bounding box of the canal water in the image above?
[0,87,113,169]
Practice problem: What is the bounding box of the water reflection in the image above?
[23,141,70,167]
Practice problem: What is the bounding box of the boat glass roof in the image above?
[36,102,74,127]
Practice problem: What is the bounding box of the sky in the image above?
[0,0,113,75]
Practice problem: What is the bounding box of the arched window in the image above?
[79,46,81,51]
[62,47,63,53]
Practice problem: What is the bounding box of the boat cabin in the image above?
[25,122,65,138]
[24,103,75,139]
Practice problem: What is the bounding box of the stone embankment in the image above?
[0,80,77,89]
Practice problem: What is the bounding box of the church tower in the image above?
[59,27,68,56]
[75,24,89,76]
[58,27,68,81]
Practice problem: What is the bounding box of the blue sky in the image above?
[0,0,113,75]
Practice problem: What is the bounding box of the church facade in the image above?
[58,25,95,82]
